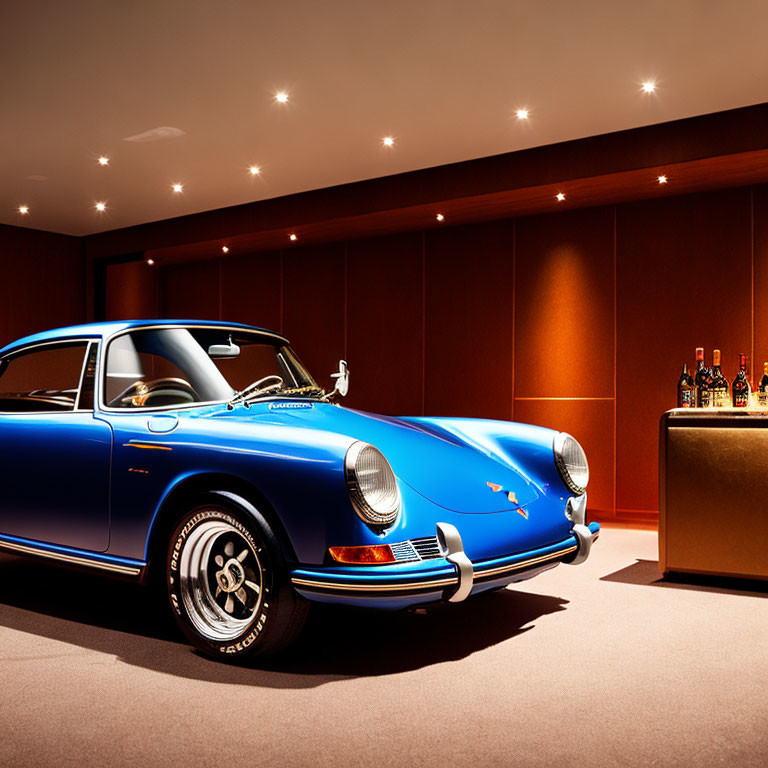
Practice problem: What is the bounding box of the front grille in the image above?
[389,536,445,563]
[389,540,419,563]
[410,536,443,560]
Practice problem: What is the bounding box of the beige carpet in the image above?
[0,527,766,767]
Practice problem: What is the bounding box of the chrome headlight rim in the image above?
[344,441,401,527]
[553,432,589,496]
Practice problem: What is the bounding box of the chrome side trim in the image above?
[475,545,576,580]
[291,575,458,592]
[0,539,143,576]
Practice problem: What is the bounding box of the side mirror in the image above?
[208,337,241,359]
[330,359,349,398]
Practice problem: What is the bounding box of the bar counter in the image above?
[659,408,768,580]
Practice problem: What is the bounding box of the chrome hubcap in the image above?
[179,519,263,642]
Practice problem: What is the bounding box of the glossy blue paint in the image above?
[0,320,599,611]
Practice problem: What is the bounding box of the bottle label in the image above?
[712,388,729,408]
[697,387,711,408]
[678,388,695,408]
[759,391,768,409]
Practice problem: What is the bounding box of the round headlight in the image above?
[345,442,400,526]
[553,432,589,495]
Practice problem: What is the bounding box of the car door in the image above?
[0,339,111,552]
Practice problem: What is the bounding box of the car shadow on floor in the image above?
[0,554,568,687]
[601,559,768,598]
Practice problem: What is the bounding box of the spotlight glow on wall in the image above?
[95,202,107,212]
[18,205,29,214]
[382,136,395,147]
[249,166,261,176]
[222,246,229,253]
[146,258,155,266]
[436,213,445,222]
[275,92,289,103]
[289,233,298,241]
[641,81,656,93]
[657,175,668,184]
[98,156,109,166]
[556,192,566,202]
[516,108,529,120]
[172,183,183,193]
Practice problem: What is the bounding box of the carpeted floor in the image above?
[0,527,765,767]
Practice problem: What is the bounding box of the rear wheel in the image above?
[166,496,308,659]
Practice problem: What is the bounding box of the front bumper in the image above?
[290,520,600,609]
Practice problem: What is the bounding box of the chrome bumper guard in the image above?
[436,522,474,603]
[562,493,593,565]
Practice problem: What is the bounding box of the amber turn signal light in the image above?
[329,544,396,564]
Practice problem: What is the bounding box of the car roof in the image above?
[0,319,288,356]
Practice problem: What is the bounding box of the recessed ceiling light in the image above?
[382,136,395,147]
[436,213,445,222]
[221,245,229,253]
[172,183,183,193]
[556,192,566,202]
[641,81,656,93]
[146,258,155,266]
[18,205,29,214]
[97,156,109,166]
[516,108,529,120]
[289,233,298,241]
[249,166,261,176]
[275,92,289,103]
[95,202,107,212]
[657,174,668,184]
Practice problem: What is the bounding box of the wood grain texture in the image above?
[424,221,514,419]
[345,233,423,415]
[616,188,752,513]
[515,206,615,398]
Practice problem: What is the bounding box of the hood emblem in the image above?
[487,484,528,518]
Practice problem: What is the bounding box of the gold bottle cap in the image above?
[713,349,721,366]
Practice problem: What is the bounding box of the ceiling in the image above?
[2,0,768,237]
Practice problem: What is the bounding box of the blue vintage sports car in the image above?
[0,320,598,659]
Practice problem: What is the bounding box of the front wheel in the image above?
[166,497,308,660]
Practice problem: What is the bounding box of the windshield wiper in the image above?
[228,375,284,408]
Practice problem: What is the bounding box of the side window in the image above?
[0,342,89,413]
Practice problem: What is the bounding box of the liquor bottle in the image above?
[759,363,768,409]
[710,349,729,408]
[693,347,712,407]
[732,354,750,407]
[677,363,695,408]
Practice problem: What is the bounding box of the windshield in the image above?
[103,327,321,409]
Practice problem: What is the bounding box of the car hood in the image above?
[217,401,545,514]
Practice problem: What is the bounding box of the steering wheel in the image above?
[108,377,198,407]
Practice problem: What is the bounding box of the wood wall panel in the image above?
[346,233,423,415]
[160,261,220,320]
[515,206,615,397]
[0,224,84,347]
[616,189,752,513]
[105,260,157,320]
[752,184,768,362]
[512,399,614,515]
[281,244,346,387]
[424,221,514,419]
[221,251,282,333]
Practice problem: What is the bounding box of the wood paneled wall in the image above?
[0,224,85,348]
[105,184,768,521]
